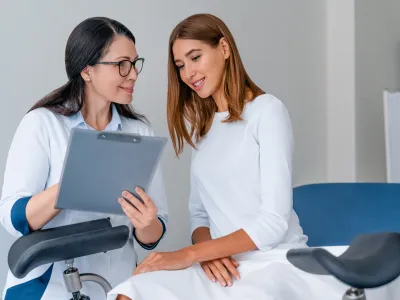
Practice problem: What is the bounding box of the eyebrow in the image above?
[174,49,202,63]
[115,55,139,60]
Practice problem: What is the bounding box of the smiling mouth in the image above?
[192,78,205,90]
[120,86,134,94]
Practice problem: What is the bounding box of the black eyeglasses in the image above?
[95,57,145,77]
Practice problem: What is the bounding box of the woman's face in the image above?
[84,35,143,105]
[172,38,229,99]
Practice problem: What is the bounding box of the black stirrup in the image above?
[8,218,129,278]
[287,232,400,300]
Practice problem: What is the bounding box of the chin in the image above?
[194,90,212,99]
[114,96,133,105]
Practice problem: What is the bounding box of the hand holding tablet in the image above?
[55,128,167,215]
[118,187,158,230]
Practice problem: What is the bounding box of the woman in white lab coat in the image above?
[109,13,346,300]
[0,17,168,300]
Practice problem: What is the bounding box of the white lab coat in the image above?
[0,105,168,300]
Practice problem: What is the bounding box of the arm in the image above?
[134,223,255,277]
[192,226,212,244]
[0,111,60,236]
[186,98,293,262]
[188,149,211,242]
[188,229,256,263]
[26,183,60,231]
[186,146,257,262]
[190,169,241,286]
[134,217,164,245]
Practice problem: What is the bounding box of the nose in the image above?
[127,65,138,81]
[184,64,196,82]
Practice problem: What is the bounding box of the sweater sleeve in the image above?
[242,98,294,251]
[188,149,210,236]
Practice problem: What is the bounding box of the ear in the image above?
[219,37,230,60]
[80,66,92,82]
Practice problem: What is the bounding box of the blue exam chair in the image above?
[287,183,400,300]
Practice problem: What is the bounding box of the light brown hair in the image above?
[167,13,264,156]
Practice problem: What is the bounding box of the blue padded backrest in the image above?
[293,183,400,247]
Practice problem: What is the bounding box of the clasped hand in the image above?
[200,257,240,287]
[133,251,240,287]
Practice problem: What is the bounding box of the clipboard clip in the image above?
[97,132,142,143]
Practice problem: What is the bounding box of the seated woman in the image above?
[109,13,346,300]
[0,17,168,300]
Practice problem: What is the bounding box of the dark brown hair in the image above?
[167,13,264,156]
[29,17,145,122]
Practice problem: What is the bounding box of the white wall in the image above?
[326,0,356,182]
[355,0,400,181]
[324,0,400,182]
[0,0,327,293]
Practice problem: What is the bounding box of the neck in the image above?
[82,90,112,131]
[212,86,228,112]
[212,86,254,113]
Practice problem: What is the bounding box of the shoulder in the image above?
[245,93,291,124]
[120,116,155,136]
[16,108,61,135]
[249,94,288,116]
[8,108,61,155]
[245,94,293,146]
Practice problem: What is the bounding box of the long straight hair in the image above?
[167,13,264,156]
[29,17,145,121]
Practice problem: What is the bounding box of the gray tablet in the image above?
[55,128,168,215]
